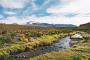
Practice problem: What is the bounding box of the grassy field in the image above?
[30,32,90,60]
[0,24,89,60]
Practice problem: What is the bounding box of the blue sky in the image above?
[0,0,90,26]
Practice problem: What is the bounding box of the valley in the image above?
[0,23,89,60]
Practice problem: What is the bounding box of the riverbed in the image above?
[8,34,83,60]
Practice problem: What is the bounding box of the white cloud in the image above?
[0,0,29,9]
[0,0,90,26]
[60,0,90,13]
[0,16,29,24]
[45,0,90,26]
[29,16,90,26]
[31,1,37,10]
[0,15,90,26]
[47,0,90,13]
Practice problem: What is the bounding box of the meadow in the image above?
[30,32,90,60]
[0,24,89,60]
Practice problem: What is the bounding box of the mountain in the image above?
[78,22,90,33]
[79,22,90,29]
[26,22,77,27]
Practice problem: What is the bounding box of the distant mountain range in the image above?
[26,22,77,27]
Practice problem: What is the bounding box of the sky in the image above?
[0,0,90,26]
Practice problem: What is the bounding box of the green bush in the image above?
[72,55,81,60]
[28,32,43,37]
[0,36,11,44]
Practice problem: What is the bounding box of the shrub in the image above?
[0,36,11,44]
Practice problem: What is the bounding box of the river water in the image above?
[9,35,83,59]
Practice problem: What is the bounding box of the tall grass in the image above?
[30,32,90,60]
[0,35,62,58]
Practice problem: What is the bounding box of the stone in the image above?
[71,33,83,39]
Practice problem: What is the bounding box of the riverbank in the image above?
[6,31,86,60]
[29,32,90,60]
[0,34,68,59]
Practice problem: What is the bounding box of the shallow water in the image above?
[9,35,82,59]
[53,36,71,49]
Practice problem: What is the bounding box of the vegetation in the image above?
[77,22,90,33]
[30,32,90,60]
[0,35,62,58]
[0,24,89,60]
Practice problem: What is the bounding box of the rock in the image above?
[71,33,83,39]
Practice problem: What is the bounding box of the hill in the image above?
[0,23,65,32]
[80,23,90,29]
[78,22,90,33]
[26,22,77,27]
[79,22,90,29]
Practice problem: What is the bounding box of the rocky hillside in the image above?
[78,22,90,33]
[79,22,90,29]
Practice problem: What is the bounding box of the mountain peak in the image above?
[26,22,77,27]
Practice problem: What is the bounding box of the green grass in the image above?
[30,32,90,60]
[0,34,62,58]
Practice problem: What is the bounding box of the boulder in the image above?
[71,33,83,39]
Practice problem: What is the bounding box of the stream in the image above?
[9,34,83,59]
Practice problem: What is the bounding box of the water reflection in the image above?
[11,34,83,58]
[53,36,71,49]
[12,36,72,58]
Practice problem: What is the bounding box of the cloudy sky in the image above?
[0,0,90,26]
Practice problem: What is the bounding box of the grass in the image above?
[0,34,63,58]
[30,31,90,60]
[0,29,89,60]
